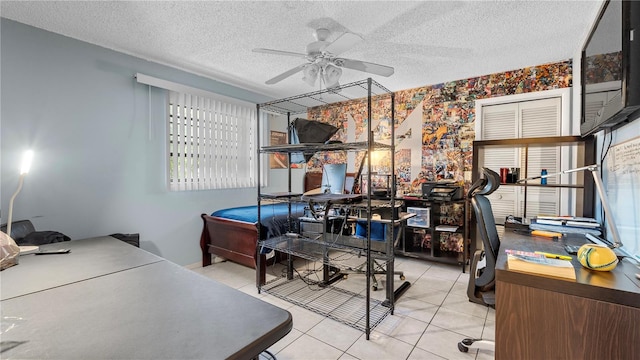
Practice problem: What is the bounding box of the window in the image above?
[168,90,257,191]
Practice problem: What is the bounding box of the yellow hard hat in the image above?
[577,244,618,271]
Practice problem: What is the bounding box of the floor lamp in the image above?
[6,150,34,238]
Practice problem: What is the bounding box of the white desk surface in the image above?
[1,237,292,359]
[1,236,163,301]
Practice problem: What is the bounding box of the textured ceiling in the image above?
[1,1,603,100]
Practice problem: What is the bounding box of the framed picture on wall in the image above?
[270,131,288,169]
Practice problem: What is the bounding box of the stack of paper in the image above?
[505,249,576,280]
[19,245,40,255]
[532,215,601,235]
[435,225,458,232]
[536,215,600,228]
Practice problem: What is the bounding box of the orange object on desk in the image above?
[531,230,562,238]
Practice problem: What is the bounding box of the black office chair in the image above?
[458,167,501,353]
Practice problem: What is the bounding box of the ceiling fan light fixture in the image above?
[257,27,394,86]
[302,64,320,86]
[322,63,342,88]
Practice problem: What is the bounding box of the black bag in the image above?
[20,231,71,246]
[109,233,140,247]
[289,118,339,162]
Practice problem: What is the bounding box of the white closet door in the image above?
[518,97,561,217]
[482,103,518,140]
[520,97,561,138]
[481,97,562,223]
[481,102,518,224]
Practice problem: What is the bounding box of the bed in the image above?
[200,202,307,274]
[199,172,352,284]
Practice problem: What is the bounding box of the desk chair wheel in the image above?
[458,338,479,352]
[399,274,406,281]
[458,341,470,352]
[458,338,494,353]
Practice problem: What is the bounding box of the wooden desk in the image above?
[495,230,640,360]
[1,237,292,359]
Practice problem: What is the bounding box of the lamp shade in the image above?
[7,150,34,238]
[323,63,342,88]
[20,150,34,174]
[302,64,320,86]
[321,163,347,194]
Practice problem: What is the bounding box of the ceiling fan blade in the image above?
[336,58,395,77]
[252,48,308,59]
[322,32,363,56]
[265,63,308,85]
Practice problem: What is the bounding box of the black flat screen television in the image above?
[581,0,640,136]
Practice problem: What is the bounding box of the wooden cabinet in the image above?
[397,198,469,272]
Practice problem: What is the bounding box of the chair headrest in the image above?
[468,168,501,198]
[477,168,501,196]
[466,177,487,199]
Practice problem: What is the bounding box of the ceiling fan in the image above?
[253,28,394,88]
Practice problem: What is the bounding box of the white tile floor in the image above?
[188,256,495,360]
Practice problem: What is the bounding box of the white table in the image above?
[1,236,292,359]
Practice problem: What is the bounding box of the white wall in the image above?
[263,114,307,195]
[571,4,640,259]
[0,19,274,265]
[601,117,640,259]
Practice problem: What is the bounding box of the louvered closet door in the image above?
[481,103,518,225]
[480,97,562,223]
[518,98,561,218]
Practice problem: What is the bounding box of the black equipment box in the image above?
[422,182,463,201]
[356,200,401,220]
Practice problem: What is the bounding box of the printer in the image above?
[422,181,463,201]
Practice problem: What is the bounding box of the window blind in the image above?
[135,73,259,191]
[168,91,256,191]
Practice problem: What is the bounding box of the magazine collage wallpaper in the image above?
[306,59,573,195]
[302,60,573,252]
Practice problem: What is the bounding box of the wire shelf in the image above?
[260,141,392,154]
[258,78,392,115]
[261,272,392,332]
[260,234,391,266]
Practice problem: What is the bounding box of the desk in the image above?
[1,236,163,300]
[495,231,640,359]
[1,236,292,359]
